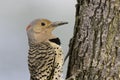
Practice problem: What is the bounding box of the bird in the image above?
[26,18,68,80]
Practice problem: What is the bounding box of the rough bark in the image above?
[66,0,120,80]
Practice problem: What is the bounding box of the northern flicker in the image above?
[26,19,68,80]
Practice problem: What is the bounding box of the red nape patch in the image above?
[26,25,31,31]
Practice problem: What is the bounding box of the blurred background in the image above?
[0,0,75,80]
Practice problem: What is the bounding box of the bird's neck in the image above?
[28,32,57,45]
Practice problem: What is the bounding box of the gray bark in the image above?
[66,0,120,80]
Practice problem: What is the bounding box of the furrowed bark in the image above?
[66,0,120,80]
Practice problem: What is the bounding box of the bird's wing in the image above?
[28,42,56,80]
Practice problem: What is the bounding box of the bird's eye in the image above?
[41,22,46,26]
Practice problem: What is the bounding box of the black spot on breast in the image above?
[49,38,61,45]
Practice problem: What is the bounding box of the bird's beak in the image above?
[50,21,68,27]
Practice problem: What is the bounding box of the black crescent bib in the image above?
[49,38,61,45]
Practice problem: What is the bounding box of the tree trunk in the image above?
[66,0,120,80]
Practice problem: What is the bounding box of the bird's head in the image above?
[26,19,68,44]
